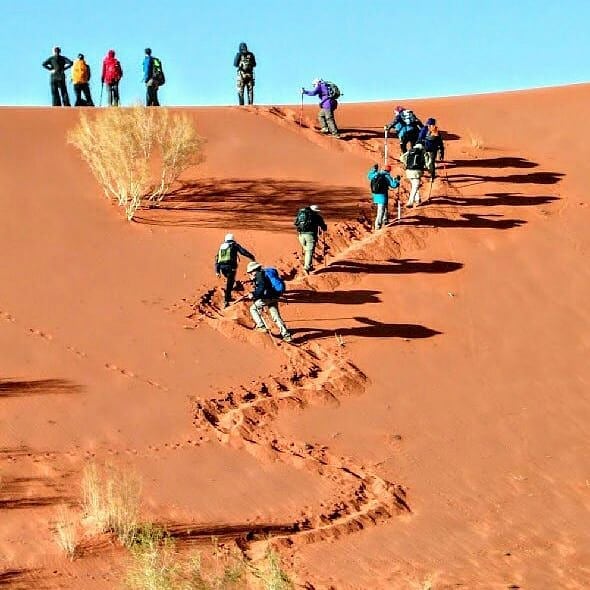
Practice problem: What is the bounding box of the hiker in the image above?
[42,46,73,106]
[418,118,445,179]
[101,50,123,106]
[294,204,327,274]
[234,42,256,105]
[368,164,401,230]
[302,79,340,137]
[386,105,423,154]
[246,261,292,343]
[400,143,426,207]
[215,233,256,308]
[143,48,165,106]
[71,53,94,106]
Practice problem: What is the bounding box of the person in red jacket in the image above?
[101,50,123,106]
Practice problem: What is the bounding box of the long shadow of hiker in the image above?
[404,213,526,230]
[285,289,382,304]
[291,316,441,345]
[432,192,559,208]
[315,259,463,276]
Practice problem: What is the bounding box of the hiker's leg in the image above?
[83,84,94,106]
[383,200,389,224]
[113,82,120,106]
[318,109,329,133]
[300,233,315,271]
[60,80,71,106]
[247,77,254,105]
[224,268,236,304]
[267,301,289,337]
[322,108,338,135]
[429,151,436,178]
[51,79,61,106]
[74,84,83,106]
[408,178,420,205]
[237,75,245,106]
[153,86,160,107]
[375,203,384,229]
[108,84,114,106]
[249,300,266,328]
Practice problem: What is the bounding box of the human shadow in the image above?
[448,157,538,169]
[315,258,463,276]
[0,569,41,588]
[432,192,559,208]
[0,378,82,398]
[285,289,382,305]
[404,212,526,230]
[135,178,367,230]
[340,127,384,141]
[448,170,564,186]
[291,316,441,344]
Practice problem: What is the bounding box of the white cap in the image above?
[224,233,234,242]
[246,261,261,273]
[414,143,423,149]
[310,204,320,212]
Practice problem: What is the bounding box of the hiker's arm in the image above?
[250,53,256,68]
[237,244,255,260]
[439,137,445,160]
[42,58,52,70]
[319,216,327,232]
[64,57,73,70]
[387,174,400,189]
[417,126,427,142]
[302,86,318,97]
[252,275,266,300]
[101,61,105,83]
[233,53,240,67]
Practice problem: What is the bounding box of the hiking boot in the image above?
[282,333,293,343]
[254,326,268,333]
[331,133,340,138]
[320,128,329,134]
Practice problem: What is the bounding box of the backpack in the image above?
[105,60,122,83]
[294,207,314,233]
[370,173,389,194]
[401,109,417,126]
[238,52,254,73]
[324,81,341,100]
[406,147,425,171]
[72,60,90,84]
[217,242,233,265]
[151,57,165,85]
[264,267,286,296]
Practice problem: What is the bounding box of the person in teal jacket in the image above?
[367,164,400,230]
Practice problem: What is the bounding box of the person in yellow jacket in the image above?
[71,53,94,107]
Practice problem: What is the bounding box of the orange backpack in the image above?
[72,60,90,84]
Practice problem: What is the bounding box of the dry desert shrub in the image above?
[467,129,485,150]
[81,462,142,547]
[253,549,293,590]
[68,106,205,220]
[53,504,78,559]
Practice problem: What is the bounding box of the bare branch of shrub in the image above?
[54,504,79,560]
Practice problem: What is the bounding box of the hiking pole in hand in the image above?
[383,126,389,166]
[322,231,328,268]
[397,184,402,221]
[99,83,104,107]
[299,90,304,127]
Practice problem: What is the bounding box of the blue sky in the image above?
[1,0,589,106]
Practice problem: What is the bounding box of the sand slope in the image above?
[0,84,589,588]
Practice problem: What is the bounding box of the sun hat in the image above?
[246,261,261,273]
[224,233,234,242]
[310,204,320,211]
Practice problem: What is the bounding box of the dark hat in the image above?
[145,47,152,55]
[77,53,84,60]
[426,117,436,126]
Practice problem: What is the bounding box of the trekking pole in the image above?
[322,231,328,268]
[384,126,388,166]
[427,177,434,202]
[299,91,304,127]
[99,83,104,107]
[259,312,278,348]
[397,184,402,221]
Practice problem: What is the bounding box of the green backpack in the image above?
[152,57,165,86]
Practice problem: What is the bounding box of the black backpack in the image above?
[152,57,165,85]
[294,207,314,233]
[406,147,425,171]
[239,52,254,73]
[370,173,389,194]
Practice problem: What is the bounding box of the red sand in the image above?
[1,84,589,589]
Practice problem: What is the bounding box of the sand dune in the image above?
[0,84,589,588]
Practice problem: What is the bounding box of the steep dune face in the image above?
[1,84,589,588]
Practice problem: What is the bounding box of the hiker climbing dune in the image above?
[215,233,256,308]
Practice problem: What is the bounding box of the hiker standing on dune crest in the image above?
[215,233,255,308]
[246,261,292,343]
[71,53,94,107]
[42,46,73,107]
[368,164,400,230]
[101,50,123,106]
[302,78,340,138]
[294,204,327,274]
[234,42,256,105]
[143,48,165,106]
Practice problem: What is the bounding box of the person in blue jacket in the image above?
[418,118,445,179]
[302,78,339,137]
[367,164,401,230]
[143,48,161,106]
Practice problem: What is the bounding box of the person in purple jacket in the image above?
[301,78,339,137]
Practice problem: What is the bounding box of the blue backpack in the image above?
[264,267,286,295]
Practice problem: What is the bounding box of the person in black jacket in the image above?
[294,204,327,274]
[42,47,73,106]
[215,233,255,307]
[234,42,256,105]
[246,261,292,342]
